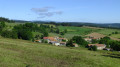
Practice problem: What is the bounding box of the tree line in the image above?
[0,17,15,23]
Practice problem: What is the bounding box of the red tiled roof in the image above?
[43,37,56,41]
[88,44,105,47]
[73,43,78,46]
[43,37,49,39]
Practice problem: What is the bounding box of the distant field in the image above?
[59,26,93,34]
[6,22,24,26]
[4,22,120,40]
[96,28,120,35]
[0,37,119,67]
[110,34,120,39]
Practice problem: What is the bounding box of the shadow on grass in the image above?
[102,53,120,59]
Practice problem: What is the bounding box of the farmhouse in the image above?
[43,37,56,43]
[60,42,66,46]
[84,38,92,43]
[73,43,79,47]
[43,37,67,46]
[35,40,42,43]
[49,41,60,46]
[88,44,106,50]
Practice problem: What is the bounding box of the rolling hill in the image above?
[0,37,119,67]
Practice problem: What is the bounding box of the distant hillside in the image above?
[13,20,120,28]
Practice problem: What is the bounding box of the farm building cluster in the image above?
[84,33,112,50]
[34,33,113,50]
[35,37,68,46]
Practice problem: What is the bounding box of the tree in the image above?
[99,36,111,47]
[92,45,97,51]
[60,32,65,36]
[1,30,18,39]
[92,39,99,44]
[72,36,88,46]
[66,39,74,47]
[64,29,67,33]
[56,29,60,34]
[109,40,120,51]
[88,45,97,51]
[0,21,5,32]
[43,31,48,37]
[115,31,118,34]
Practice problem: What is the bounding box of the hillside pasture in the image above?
[58,26,93,35]
[0,37,119,67]
[96,28,120,35]
[110,34,120,39]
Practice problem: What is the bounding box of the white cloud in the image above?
[31,7,63,18]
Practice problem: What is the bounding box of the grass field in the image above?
[96,28,120,35]
[58,26,93,35]
[0,37,120,67]
[58,26,95,39]
[110,34,120,39]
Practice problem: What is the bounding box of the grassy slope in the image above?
[110,34,120,39]
[5,22,120,39]
[58,26,95,39]
[96,29,120,35]
[0,37,120,67]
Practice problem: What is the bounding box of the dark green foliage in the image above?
[99,36,120,51]
[12,23,35,40]
[92,39,99,44]
[56,29,60,34]
[0,21,5,32]
[62,39,66,42]
[99,36,110,47]
[109,40,120,51]
[43,31,48,37]
[112,31,119,34]
[35,35,41,40]
[0,17,14,23]
[17,30,33,40]
[92,46,97,51]
[66,39,74,47]
[64,29,67,33]
[0,17,10,22]
[32,38,35,42]
[72,36,88,46]
[1,30,18,39]
[88,45,97,51]
[60,32,65,36]
[66,36,88,47]
[115,31,118,34]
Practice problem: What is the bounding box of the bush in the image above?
[72,36,88,46]
[92,46,97,51]
[88,45,97,51]
[1,30,18,39]
[66,39,74,47]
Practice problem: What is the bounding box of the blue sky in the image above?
[0,0,120,23]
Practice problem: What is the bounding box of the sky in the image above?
[0,0,120,23]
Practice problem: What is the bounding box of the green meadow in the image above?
[0,37,119,67]
[96,28,120,35]
[4,22,120,40]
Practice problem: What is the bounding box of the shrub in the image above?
[92,45,97,51]
[1,30,18,39]
[88,45,97,51]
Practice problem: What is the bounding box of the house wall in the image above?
[97,46,106,50]
[54,43,60,46]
